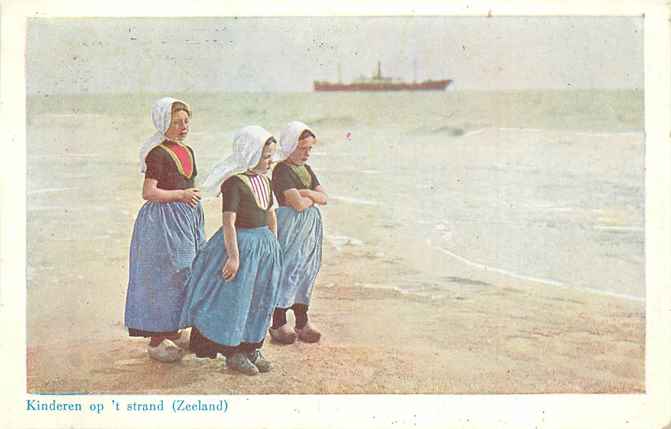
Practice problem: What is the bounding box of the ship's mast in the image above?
[337,63,342,83]
[376,61,382,79]
[413,58,417,83]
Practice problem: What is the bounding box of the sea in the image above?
[27,90,645,301]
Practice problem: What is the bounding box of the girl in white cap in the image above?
[124,97,205,363]
[269,121,327,344]
[179,126,281,376]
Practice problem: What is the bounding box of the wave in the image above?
[496,127,642,138]
[406,125,468,137]
[461,129,486,138]
[419,126,643,138]
[51,234,112,241]
[330,195,379,206]
[30,153,101,159]
[352,282,442,299]
[35,113,106,119]
[306,115,357,127]
[593,225,643,232]
[28,205,110,212]
[28,187,78,195]
[574,131,643,138]
[498,127,545,133]
[326,234,365,252]
[430,126,466,136]
[430,243,644,302]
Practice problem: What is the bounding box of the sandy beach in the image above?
[26,200,645,395]
[26,91,645,394]
[26,223,644,395]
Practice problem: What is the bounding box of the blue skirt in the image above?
[275,206,323,308]
[179,226,282,347]
[124,201,206,334]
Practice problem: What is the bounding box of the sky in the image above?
[26,16,643,94]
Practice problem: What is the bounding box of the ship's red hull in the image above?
[313,79,452,92]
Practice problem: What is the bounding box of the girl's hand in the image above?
[298,189,313,200]
[181,188,201,207]
[221,257,240,281]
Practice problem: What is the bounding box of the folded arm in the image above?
[298,185,328,205]
[283,188,315,212]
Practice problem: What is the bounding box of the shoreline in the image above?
[428,243,645,303]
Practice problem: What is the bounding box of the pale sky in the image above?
[26,16,643,94]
